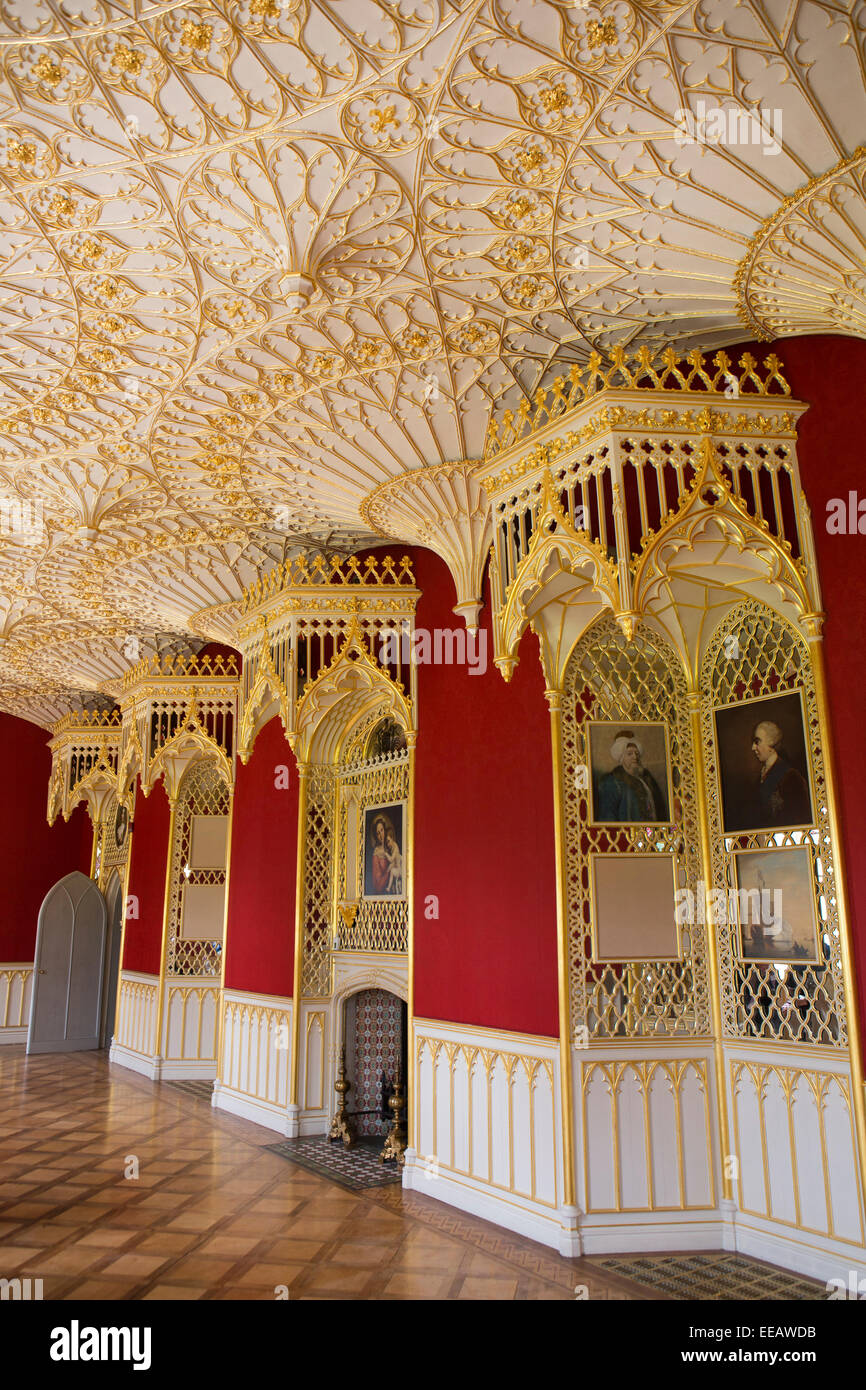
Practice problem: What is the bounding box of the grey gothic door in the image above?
[27,871,107,1054]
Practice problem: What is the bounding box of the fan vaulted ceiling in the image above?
[0,0,863,725]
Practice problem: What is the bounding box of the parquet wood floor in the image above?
[0,1047,789,1302]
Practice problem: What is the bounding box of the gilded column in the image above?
[686,690,733,1203]
[152,795,178,1079]
[288,763,309,1133]
[213,788,236,1087]
[546,689,580,1249]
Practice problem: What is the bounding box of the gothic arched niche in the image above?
[561,612,709,1042]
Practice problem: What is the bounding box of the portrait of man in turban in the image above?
[589,723,671,825]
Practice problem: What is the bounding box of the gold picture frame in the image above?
[732,845,820,965]
[713,689,815,836]
[587,720,673,826]
[362,800,407,902]
[589,851,681,963]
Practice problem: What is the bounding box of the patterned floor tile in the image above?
[264,1136,403,1190]
[594,1253,825,1300]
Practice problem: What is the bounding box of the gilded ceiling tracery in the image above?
[0,0,862,724]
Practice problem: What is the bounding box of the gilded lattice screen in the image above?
[338,752,409,954]
[167,759,230,978]
[700,603,845,1047]
[562,613,710,1039]
[300,706,410,997]
[300,764,336,997]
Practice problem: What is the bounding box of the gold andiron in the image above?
[380,1065,407,1166]
[328,1044,355,1148]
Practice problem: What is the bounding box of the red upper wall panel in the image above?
[122,779,170,976]
[410,547,560,1038]
[224,715,298,998]
[0,713,92,962]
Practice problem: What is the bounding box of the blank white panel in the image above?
[200,991,217,1060]
[490,1057,510,1187]
[617,1066,650,1209]
[181,883,226,938]
[823,1079,863,1243]
[734,1071,767,1215]
[224,1009,238,1089]
[435,1050,451,1161]
[533,1069,557,1205]
[763,1072,797,1225]
[238,1012,250,1092]
[189,815,228,868]
[648,1067,680,1208]
[418,1046,435,1157]
[469,1059,488,1181]
[304,1014,325,1110]
[791,1073,829,1235]
[679,1064,713,1208]
[583,1069,617,1211]
[511,1067,532,1197]
[452,1053,470,1172]
[274,1026,289,1106]
[166,990,184,1057]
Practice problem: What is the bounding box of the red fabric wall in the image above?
[729,334,866,1043]
[411,548,559,1037]
[122,779,170,976]
[224,714,298,997]
[0,713,93,961]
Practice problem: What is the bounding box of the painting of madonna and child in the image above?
[363,803,406,901]
[588,722,672,826]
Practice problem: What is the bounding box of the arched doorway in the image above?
[342,987,408,1140]
[27,872,107,1054]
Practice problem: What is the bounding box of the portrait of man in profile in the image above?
[714,691,814,834]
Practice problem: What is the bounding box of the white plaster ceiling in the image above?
[0,0,863,723]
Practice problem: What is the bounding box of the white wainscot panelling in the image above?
[0,965,32,1041]
[110,971,158,1077]
[580,1055,715,1217]
[575,1049,720,1255]
[729,1051,866,1279]
[407,1021,567,1251]
[161,977,220,1078]
[299,1002,328,1130]
[213,990,293,1134]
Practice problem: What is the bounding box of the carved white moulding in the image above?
[360,461,492,632]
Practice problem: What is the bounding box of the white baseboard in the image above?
[109,1041,161,1079]
[159,1059,216,1081]
[733,1214,866,1287]
[0,1027,26,1045]
[299,1116,328,1137]
[402,1151,573,1252]
[579,1213,725,1255]
[212,1081,292,1136]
